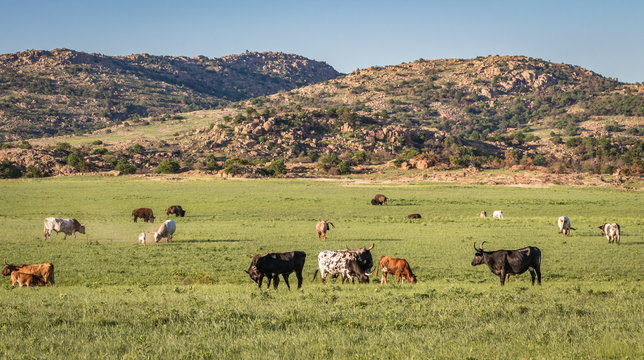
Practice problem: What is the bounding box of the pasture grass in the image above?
[0,176,642,359]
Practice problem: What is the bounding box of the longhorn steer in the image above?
[598,223,621,244]
[558,216,576,236]
[246,251,306,290]
[2,259,54,286]
[312,244,375,284]
[471,242,541,286]
[43,217,85,240]
[316,220,335,241]
[375,256,417,284]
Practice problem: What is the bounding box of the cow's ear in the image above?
[244,270,249,274]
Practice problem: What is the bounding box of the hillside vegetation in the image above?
[0,55,642,180]
[0,49,340,140]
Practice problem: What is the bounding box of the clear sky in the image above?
[1,0,642,83]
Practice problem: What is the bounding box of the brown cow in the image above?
[166,205,186,217]
[375,256,417,284]
[371,194,388,205]
[406,214,421,219]
[2,259,54,286]
[132,208,155,223]
[10,271,45,287]
[316,220,335,241]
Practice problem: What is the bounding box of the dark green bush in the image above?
[0,160,22,178]
[115,160,137,174]
[155,160,180,174]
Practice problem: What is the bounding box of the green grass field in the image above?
[0,176,642,359]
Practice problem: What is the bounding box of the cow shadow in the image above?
[619,241,644,246]
[178,239,251,243]
[341,238,403,242]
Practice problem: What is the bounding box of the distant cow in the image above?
[312,244,375,284]
[598,223,621,244]
[132,208,155,223]
[246,251,306,290]
[471,242,541,286]
[492,210,504,220]
[406,214,421,219]
[375,256,417,284]
[316,220,335,241]
[371,194,387,205]
[558,216,576,236]
[480,211,487,218]
[2,259,54,286]
[166,205,185,217]
[43,217,85,240]
[138,232,146,246]
[10,271,45,287]
[154,220,176,243]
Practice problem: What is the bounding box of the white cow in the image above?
[557,216,576,236]
[598,223,621,244]
[138,232,147,246]
[43,217,86,240]
[154,220,176,243]
[492,210,504,220]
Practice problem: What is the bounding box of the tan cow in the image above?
[10,271,45,287]
[316,220,335,241]
[2,259,54,286]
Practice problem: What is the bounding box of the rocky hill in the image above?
[0,49,340,140]
[1,55,642,182]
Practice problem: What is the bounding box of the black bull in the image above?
[246,251,306,290]
[471,242,541,286]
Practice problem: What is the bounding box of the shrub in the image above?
[91,140,103,145]
[337,161,351,175]
[317,154,340,172]
[19,140,32,150]
[0,160,22,178]
[92,147,108,155]
[65,152,87,171]
[202,155,220,171]
[353,151,369,164]
[24,166,44,178]
[115,160,137,174]
[128,144,145,155]
[56,142,72,152]
[155,160,180,174]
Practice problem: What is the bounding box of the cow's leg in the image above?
[73,232,77,240]
[499,271,506,286]
[295,270,303,289]
[282,274,291,290]
[396,274,401,285]
[134,216,137,223]
[320,270,326,284]
[529,268,536,285]
[272,275,280,290]
[258,274,264,289]
[168,234,172,242]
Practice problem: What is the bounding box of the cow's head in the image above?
[354,244,374,272]
[78,224,86,234]
[598,224,606,235]
[153,232,161,243]
[180,210,185,217]
[371,199,378,205]
[150,216,155,223]
[245,255,262,284]
[2,259,14,276]
[471,241,486,266]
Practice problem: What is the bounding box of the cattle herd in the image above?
[2,195,623,288]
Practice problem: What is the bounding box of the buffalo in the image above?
[132,208,155,223]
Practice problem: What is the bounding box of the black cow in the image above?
[406,213,422,219]
[246,251,306,290]
[471,242,541,286]
[166,205,186,217]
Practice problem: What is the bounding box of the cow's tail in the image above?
[50,263,55,285]
[312,269,319,281]
[570,227,577,231]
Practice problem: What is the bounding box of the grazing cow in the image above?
[375,256,417,284]
[138,232,146,246]
[2,259,54,286]
[598,223,621,244]
[166,205,186,217]
[557,216,576,236]
[471,242,541,286]
[406,214,422,219]
[480,211,487,218]
[246,251,306,290]
[492,210,504,220]
[132,208,155,223]
[312,244,375,284]
[154,220,176,243]
[371,194,387,205]
[10,271,45,287]
[316,220,335,241]
[43,217,85,240]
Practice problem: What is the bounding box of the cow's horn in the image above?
[3,258,6,265]
[480,241,486,250]
[473,242,478,251]
[366,243,374,251]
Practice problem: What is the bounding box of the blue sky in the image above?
[1,0,643,83]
